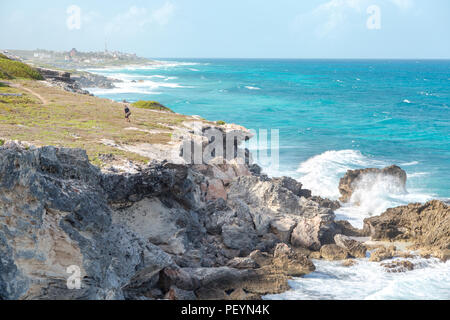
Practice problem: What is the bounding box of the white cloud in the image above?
[390,0,414,11]
[294,0,369,38]
[105,2,176,35]
[152,2,176,26]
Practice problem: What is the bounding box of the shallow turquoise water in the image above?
[88,59,449,201]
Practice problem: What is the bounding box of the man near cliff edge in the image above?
[123,100,131,122]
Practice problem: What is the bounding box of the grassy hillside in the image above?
[132,100,174,112]
[0,79,195,166]
[0,55,43,80]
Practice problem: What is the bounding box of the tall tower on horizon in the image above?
[105,39,108,53]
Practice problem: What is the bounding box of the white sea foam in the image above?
[403,99,412,104]
[270,149,445,300]
[83,60,203,78]
[296,150,384,200]
[245,86,261,90]
[83,61,199,95]
[86,78,189,95]
[296,150,434,227]
[265,257,450,300]
[400,161,419,166]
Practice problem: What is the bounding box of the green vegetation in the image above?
[216,120,226,125]
[0,80,193,166]
[0,139,4,146]
[0,56,43,80]
[132,100,174,113]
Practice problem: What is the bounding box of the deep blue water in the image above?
[87,59,450,201]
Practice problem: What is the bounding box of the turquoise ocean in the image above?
[86,59,450,299]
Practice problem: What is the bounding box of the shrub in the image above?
[216,120,226,125]
[0,69,12,80]
[132,100,173,113]
[0,139,4,146]
[0,57,43,80]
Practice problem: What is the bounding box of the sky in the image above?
[1,0,449,59]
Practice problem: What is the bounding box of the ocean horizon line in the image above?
[147,57,450,61]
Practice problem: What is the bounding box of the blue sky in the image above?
[1,0,449,58]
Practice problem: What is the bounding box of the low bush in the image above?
[0,57,43,80]
[132,100,173,113]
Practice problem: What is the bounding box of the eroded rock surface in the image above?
[0,142,333,300]
[363,200,449,252]
[334,234,367,258]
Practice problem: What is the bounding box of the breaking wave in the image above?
[296,150,434,227]
[265,257,450,300]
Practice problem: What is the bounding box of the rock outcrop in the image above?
[338,165,407,202]
[363,200,450,252]
[368,246,396,262]
[381,260,414,273]
[334,234,367,258]
[0,139,336,300]
[71,72,119,89]
[319,244,349,261]
[36,67,91,95]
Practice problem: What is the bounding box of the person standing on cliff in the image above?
[123,100,131,122]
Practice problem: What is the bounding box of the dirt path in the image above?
[8,82,48,105]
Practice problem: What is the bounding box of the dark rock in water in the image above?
[338,165,407,203]
[271,243,315,276]
[364,200,450,251]
[334,234,367,258]
[72,72,119,89]
[35,67,118,95]
[369,246,396,262]
[381,260,415,273]
[341,259,357,267]
[36,67,90,95]
[320,244,349,261]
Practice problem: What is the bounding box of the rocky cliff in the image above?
[364,200,450,254]
[0,137,342,300]
[35,67,91,95]
[1,127,448,299]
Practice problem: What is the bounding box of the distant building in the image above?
[33,52,51,59]
[69,48,78,58]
